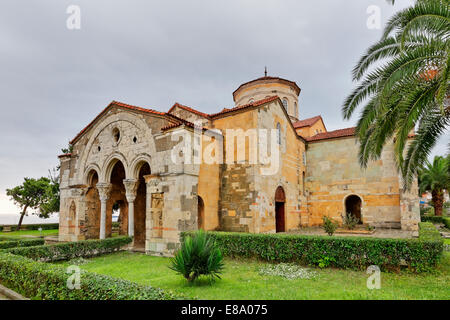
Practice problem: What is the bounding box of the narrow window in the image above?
[282,98,288,111]
[277,123,281,145]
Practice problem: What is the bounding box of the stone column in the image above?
[70,186,89,240]
[96,183,112,239]
[144,174,162,252]
[123,179,138,237]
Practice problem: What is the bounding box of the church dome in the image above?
[233,75,301,121]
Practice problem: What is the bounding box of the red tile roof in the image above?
[293,115,323,129]
[210,96,279,118]
[167,103,211,119]
[307,127,356,142]
[58,153,72,158]
[70,101,168,145]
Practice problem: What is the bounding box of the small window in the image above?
[276,123,281,145]
[112,128,121,143]
[282,98,288,111]
[97,146,101,152]
[133,136,137,143]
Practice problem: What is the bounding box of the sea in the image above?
[0,213,60,226]
[0,213,119,225]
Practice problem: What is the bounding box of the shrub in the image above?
[418,222,442,241]
[181,231,443,272]
[3,236,132,262]
[443,217,450,229]
[0,252,178,300]
[170,230,224,282]
[342,212,359,230]
[322,216,338,236]
[0,238,44,249]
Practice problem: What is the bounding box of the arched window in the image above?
[282,98,288,111]
[276,123,281,145]
[248,98,254,104]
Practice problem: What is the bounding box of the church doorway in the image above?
[345,195,362,223]
[134,162,150,248]
[275,186,286,233]
[197,196,205,230]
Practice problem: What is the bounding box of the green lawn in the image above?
[0,229,58,238]
[58,251,450,300]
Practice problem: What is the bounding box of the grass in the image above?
[57,251,450,300]
[0,229,58,238]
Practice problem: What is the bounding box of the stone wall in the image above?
[305,136,418,230]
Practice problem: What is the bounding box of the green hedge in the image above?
[418,222,442,241]
[0,252,177,300]
[182,231,443,272]
[421,216,445,223]
[3,237,132,262]
[443,217,450,229]
[0,238,44,249]
[0,223,59,231]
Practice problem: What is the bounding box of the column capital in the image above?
[123,179,138,202]
[96,183,112,202]
[144,174,162,193]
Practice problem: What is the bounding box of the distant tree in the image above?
[6,176,59,230]
[61,143,73,155]
[419,156,450,216]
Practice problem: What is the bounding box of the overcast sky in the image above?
[0,0,447,214]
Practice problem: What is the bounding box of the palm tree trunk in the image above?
[432,190,444,216]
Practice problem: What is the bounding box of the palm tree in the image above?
[419,156,449,216]
[343,0,449,189]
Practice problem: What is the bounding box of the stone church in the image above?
[58,75,420,255]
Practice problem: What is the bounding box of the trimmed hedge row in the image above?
[418,222,442,241]
[2,237,132,262]
[0,223,59,231]
[0,238,44,249]
[0,252,177,300]
[182,231,443,272]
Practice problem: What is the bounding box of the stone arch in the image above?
[85,169,101,239]
[76,112,158,184]
[106,159,128,238]
[344,194,363,223]
[102,152,129,183]
[83,164,101,186]
[130,154,152,180]
[275,186,286,233]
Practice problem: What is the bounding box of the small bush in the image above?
[3,236,132,262]
[322,216,338,236]
[443,217,450,229]
[170,230,224,282]
[342,212,359,230]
